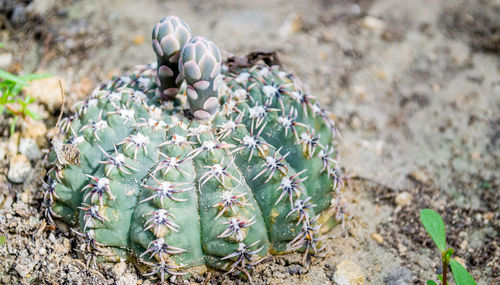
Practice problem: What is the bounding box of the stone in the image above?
[116,273,137,285]
[409,170,430,184]
[334,260,365,285]
[7,154,32,183]
[7,132,20,158]
[397,243,407,254]
[23,76,67,112]
[1,275,10,283]
[111,262,127,278]
[19,138,43,160]
[15,263,30,278]
[362,16,385,31]
[484,212,494,220]
[27,0,56,15]
[0,141,7,161]
[395,192,412,207]
[370,233,384,244]
[0,53,12,69]
[383,266,412,285]
[22,120,48,148]
[288,265,302,275]
[273,271,285,278]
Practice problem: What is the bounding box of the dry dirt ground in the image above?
[0,0,498,284]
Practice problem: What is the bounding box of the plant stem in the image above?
[442,258,447,285]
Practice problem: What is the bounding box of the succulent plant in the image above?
[44,15,344,282]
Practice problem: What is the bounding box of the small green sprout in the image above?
[0,235,6,245]
[0,68,49,134]
[420,209,477,285]
[0,42,51,134]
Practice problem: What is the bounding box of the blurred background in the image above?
[0,0,498,284]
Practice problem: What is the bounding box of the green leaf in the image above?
[443,248,454,263]
[438,274,443,282]
[10,116,18,135]
[450,260,477,285]
[11,83,24,96]
[420,209,447,252]
[0,236,6,245]
[427,280,438,285]
[0,70,25,85]
[21,73,51,82]
[25,108,40,120]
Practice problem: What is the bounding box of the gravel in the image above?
[0,0,497,284]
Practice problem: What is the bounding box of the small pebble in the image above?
[112,262,127,278]
[398,243,408,254]
[370,233,384,244]
[15,263,31,278]
[23,76,67,112]
[7,132,20,157]
[117,273,137,285]
[19,138,43,160]
[274,271,285,278]
[48,233,56,243]
[484,212,494,220]
[409,170,430,184]
[362,16,385,31]
[22,120,48,147]
[0,53,12,69]
[1,275,10,283]
[7,154,32,183]
[62,238,71,251]
[470,149,480,161]
[288,265,302,275]
[0,141,7,161]
[20,192,29,204]
[334,260,365,285]
[460,240,468,250]
[395,192,412,207]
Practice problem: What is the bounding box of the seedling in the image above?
[0,43,50,134]
[420,209,477,285]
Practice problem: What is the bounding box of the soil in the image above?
[0,0,498,284]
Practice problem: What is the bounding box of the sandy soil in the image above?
[0,0,498,284]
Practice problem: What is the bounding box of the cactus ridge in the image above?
[43,16,345,282]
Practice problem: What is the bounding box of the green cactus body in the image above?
[44,16,344,281]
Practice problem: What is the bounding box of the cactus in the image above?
[152,16,191,99]
[44,16,344,282]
